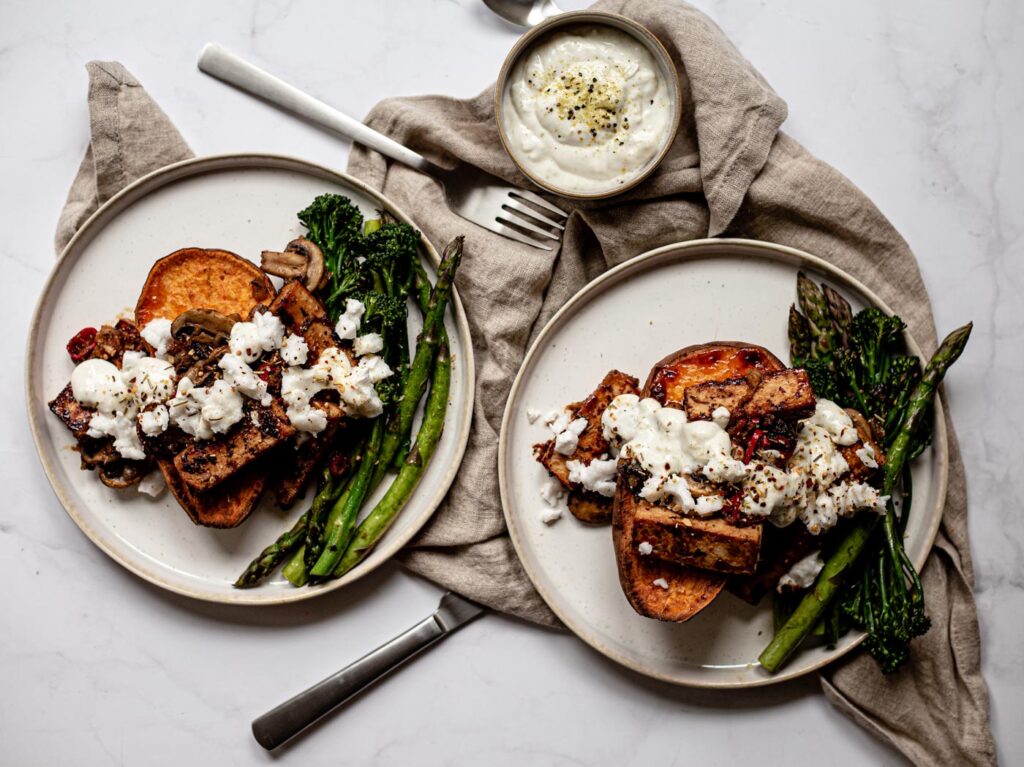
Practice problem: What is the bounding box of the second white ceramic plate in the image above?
[499,239,947,688]
[27,154,474,605]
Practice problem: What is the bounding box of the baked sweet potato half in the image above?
[613,342,785,622]
[135,248,275,326]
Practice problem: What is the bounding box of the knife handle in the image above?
[197,43,438,175]
[251,614,445,750]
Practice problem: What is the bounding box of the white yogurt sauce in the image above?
[502,24,673,195]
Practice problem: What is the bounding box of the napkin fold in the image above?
[55,1,994,761]
[55,61,193,253]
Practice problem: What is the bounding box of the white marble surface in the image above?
[1,0,1021,764]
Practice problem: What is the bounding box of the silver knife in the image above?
[251,592,485,750]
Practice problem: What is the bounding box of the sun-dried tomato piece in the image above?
[66,327,98,363]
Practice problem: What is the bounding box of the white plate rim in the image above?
[25,152,476,606]
[498,237,949,688]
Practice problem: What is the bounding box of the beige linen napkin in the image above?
[57,2,994,759]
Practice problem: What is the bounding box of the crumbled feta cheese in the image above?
[166,377,244,439]
[140,317,173,359]
[229,311,285,362]
[137,470,167,498]
[800,481,888,535]
[357,354,393,384]
[808,399,859,446]
[138,404,169,437]
[777,551,825,592]
[652,578,669,590]
[856,444,879,469]
[334,298,365,340]
[281,367,329,435]
[314,348,385,418]
[641,474,725,517]
[353,333,384,357]
[526,408,542,423]
[543,409,571,436]
[711,406,731,429]
[566,457,617,497]
[280,346,394,432]
[740,464,791,517]
[638,541,653,556]
[701,453,748,483]
[87,409,146,461]
[280,333,309,366]
[219,353,270,405]
[200,380,245,435]
[539,474,565,507]
[553,417,587,456]
[539,507,563,525]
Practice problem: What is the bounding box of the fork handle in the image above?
[198,43,440,175]
[251,614,446,750]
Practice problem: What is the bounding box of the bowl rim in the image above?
[494,9,684,201]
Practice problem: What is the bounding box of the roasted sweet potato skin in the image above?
[135,248,274,327]
[614,482,727,620]
[613,342,785,622]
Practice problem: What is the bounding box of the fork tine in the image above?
[483,219,555,250]
[498,209,561,241]
[502,198,567,232]
[510,189,569,219]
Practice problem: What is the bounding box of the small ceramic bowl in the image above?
[495,10,682,201]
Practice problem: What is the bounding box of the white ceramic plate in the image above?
[499,239,947,688]
[26,154,474,605]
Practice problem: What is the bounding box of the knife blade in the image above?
[251,592,485,750]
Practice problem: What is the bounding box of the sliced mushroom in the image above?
[261,237,326,292]
[98,460,148,489]
[171,309,238,345]
[78,438,121,470]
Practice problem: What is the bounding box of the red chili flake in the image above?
[721,491,743,524]
[743,429,765,464]
[66,327,98,363]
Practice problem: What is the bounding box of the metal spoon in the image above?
[482,0,562,27]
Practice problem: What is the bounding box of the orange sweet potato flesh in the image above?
[613,342,785,622]
[135,248,275,326]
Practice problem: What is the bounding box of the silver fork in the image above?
[198,44,568,250]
